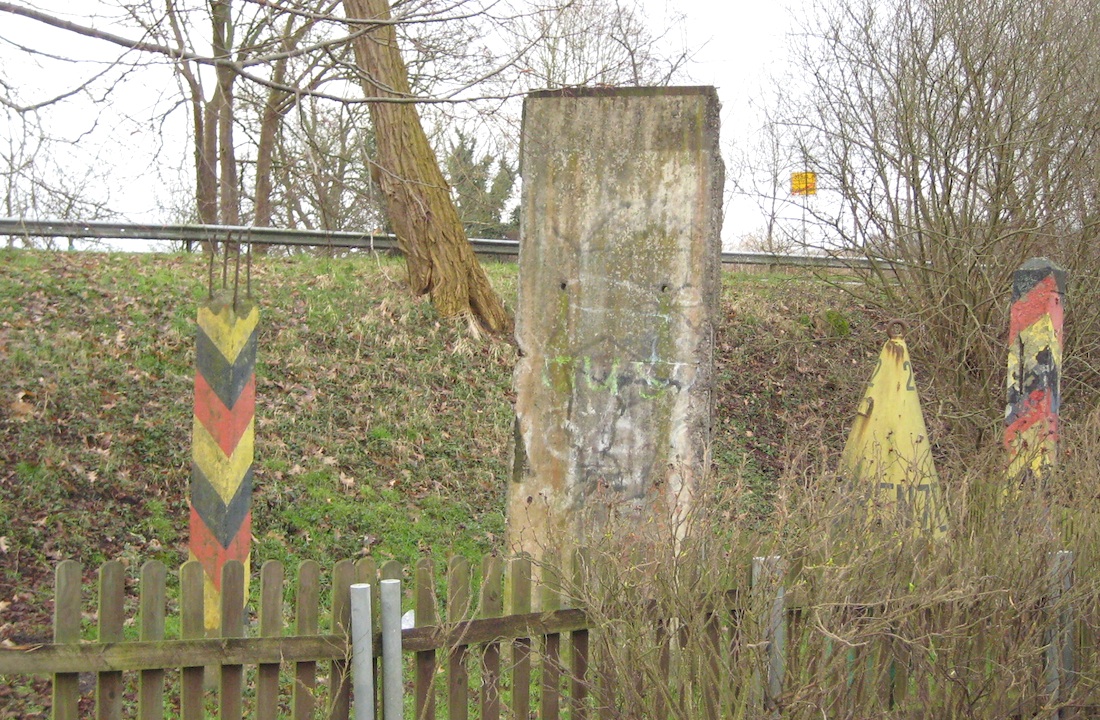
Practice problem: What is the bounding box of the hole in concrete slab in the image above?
[559,281,567,290]
[660,283,670,292]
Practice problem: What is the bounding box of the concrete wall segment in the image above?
[509,86,724,564]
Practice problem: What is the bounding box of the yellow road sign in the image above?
[840,325,947,538]
[791,172,817,196]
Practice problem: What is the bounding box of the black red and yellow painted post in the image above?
[190,283,258,631]
[1005,258,1065,486]
[840,323,947,539]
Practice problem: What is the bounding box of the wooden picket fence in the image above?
[0,551,1092,719]
[0,555,603,720]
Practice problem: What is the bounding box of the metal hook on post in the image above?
[233,243,242,312]
[207,242,216,301]
[222,231,232,290]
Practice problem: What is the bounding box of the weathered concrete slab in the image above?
[508,87,724,561]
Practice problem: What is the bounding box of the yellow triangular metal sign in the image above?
[840,325,948,539]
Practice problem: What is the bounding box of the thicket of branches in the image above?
[748,0,1100,441]
[0,0,687,234]
[0,0,689,329]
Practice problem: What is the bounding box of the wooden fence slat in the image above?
[219,560,245,720]
[703,610,721,720]
[96,560,124,720]
[889,624,910,711]
[752,556,786,717]
[52,559,82,720]
[480,555,503,720]
[1,607,592,675]
[1047,549,1076,719]
[380,560,403,584]
[330,559,356,720]
[676,617,690,718]
[257,561,284,720]
[294,560,321,720]
[415,558,438,720]
[180,561,206,720]
[509,556,532,720]
[447,556,470,720]
[139,561,167,720]
[570,550,590,720]
[540,561,561,720]
[597,638,615,720]
[654,618,671,719]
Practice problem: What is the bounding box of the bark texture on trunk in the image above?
[197,96,219,226]
[252,56,290,258]
[343,0,512,335]
[212,0,239,230]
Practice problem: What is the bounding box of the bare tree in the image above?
[265,98,385,233]
[0,0,692,329]
[505,0,689,89]
[0,107,114,247]
[771,0,1100,438]
[343,0,512,334]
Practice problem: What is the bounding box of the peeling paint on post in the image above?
[840,325,947,538]
[1005,258,1065,486]
[509,87,723,562]
[190,290,257,630]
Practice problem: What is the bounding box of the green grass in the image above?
[10,250,1100,717]
[0,249,873,639]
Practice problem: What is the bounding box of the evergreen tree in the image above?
[445,132,517,239]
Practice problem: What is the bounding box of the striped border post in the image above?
[1005,258,1066,486]
[190,289,259,631]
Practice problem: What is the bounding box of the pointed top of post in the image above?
[1013,258,1066,301]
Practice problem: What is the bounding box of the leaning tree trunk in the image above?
[343,0,512,335]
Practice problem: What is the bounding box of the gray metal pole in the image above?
[351,583,375,720]
[380,578,403,720]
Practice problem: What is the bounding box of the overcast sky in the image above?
[662,0,804,246]
[1,1,807,248]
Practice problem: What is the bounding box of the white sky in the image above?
[1,1,808,249]
[661,0,803,246]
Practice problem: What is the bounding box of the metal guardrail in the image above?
[0,218,876,269]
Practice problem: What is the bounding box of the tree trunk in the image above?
[252,60,289,257]
[342,0,513,335]
[252,87,280,226]
[254,12,313,255]
[211,0,239,230]
[196,100,218,226]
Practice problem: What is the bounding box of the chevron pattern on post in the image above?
[190,292,258,630]
[1005,258,1065,485]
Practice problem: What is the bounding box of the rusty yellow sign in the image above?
[840,325,947,538]
[791,172,817,196]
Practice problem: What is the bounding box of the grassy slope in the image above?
[0,250,877,648]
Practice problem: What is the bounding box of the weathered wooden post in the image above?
[508,87,723,563]
[1045,549,1076,718]
[1005,258,1065,486]
[190,265,258,631]
[751,555,787,717]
